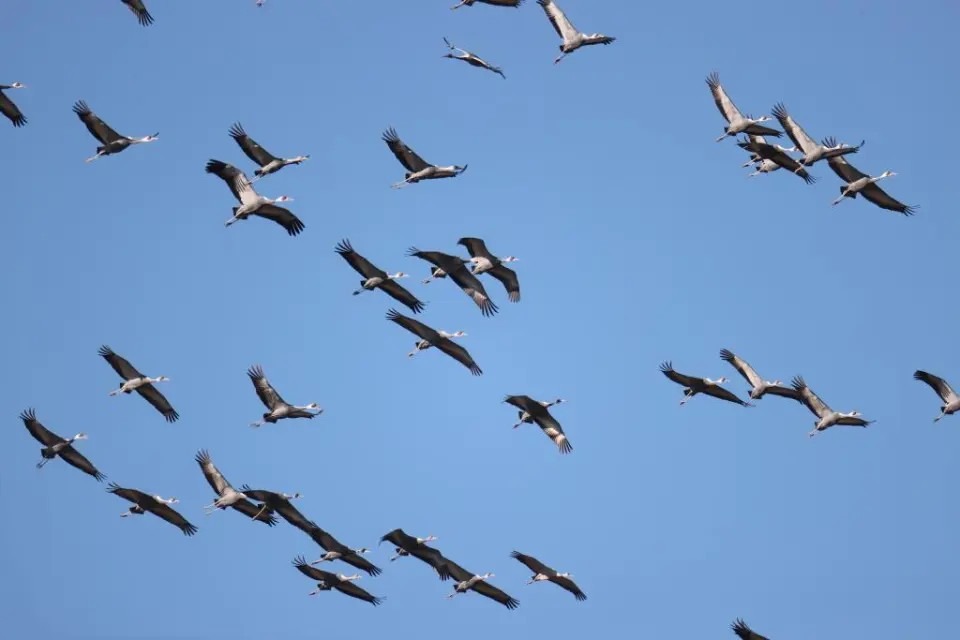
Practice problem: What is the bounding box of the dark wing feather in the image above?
[731,618,770,640]
[825,154,869,183]
[914,370,958,403]
[537,0,567,39]
[111,485,197,536]
[487,264,520,302]
[72,100,124,144]
[379,279,426,314]
[762,385,803,401]
[230,499,279,525]
[510,551,552,575]
[59,446,107,481]
[504,395,541,415]
[334,580,384,606]
[705,72,742,123]
[194,449,231,495]
[98,345,144,380]
[718,348,761,388]
[308,526,381,575]
[273,501,315,532]
[409,547,452,579]
[476,0,524,5]
[252,204,306,236]
[0,89,26,127]
[658,361,700,388]
[380,528,416,548]
[743,139,815,183]
[122,0,154,26]
[339,553,383,577]
[19,408,66,447]
[293,555,335,582]
[446,265,499,317]
[135,384,179,422]
[247,365,288,410]
[440,558,474,583]
[205,159,250,203]
[385,308,439,342]
[335,239,386,279]
[228,122,278,168]
[382,127,431,172]
[551,575,587,600]
[702,384,753,407]
[471,580,520,609]
[456,237,494,260]
[859,182,917,216]
[435,337,483,376]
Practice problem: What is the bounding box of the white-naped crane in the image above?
[407,247,499,317]
[19,408,106,481]
[0,83,27,127]
[194,449,278,525]
[335,239,425,313]
[236,485,311,530]
[790,376,873,437]
[510,551,586,601]
[72,100,158,163]
[379,529,451,578]
[771,103,863,169]
[292,556,384,606]
[204,159,304,236]
[513,398,565,427]
[386,308,483,376]
[422,266,448,285]
[107,483,197,536]
[825,148,916,215]
[121,0,154,26]
[719,349,802,402]
[659,361,753,407]
[382,127,468,188]
[738,135,815,184]
[440,558,520,609]
[457,237,521,302]
[537,0,615,64]
[98,345,178,423]
[504,395,573,454]
[228,122,309,181]
[442,38,506,79]
[913,370,960,422]
[246,364,322,427]
[305,526,383,576]
[731,618,770,640]
[706,73,782,142]
[451,0,524,8]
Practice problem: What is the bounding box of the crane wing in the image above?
[719,349,763,389]
[771,103,817,154]
[658,361,701,388]
[531,412,572,453]
[858,181,917,216]
[135,384,179,423]
[487,264,521,302]
[0,89,26,127]
[762,384,804,401]
[228,122,279,168]
[19,408,66,447]
[551,574,587,600]
[434,338,483,376]
[335,239,386,280]
[72,101,124,144]
[59,445,107,481]
[122,0,154,26]
[791,376,831,418]
[476,0,525,5]
[230,499,279,525]
[504,395,542,415]
[205,159,255,204]
[702,384,753,407]
[194,449,232,495]
[914,370,960,404]
[510,551,553,575]
[731,618,771,640]
[247,365,289,411]
[385,308,438,342]
[471,579,520,609]
[333,580,384,606]
[538,0,579,42]
[109,485,197,536]
[378,279,426,314]
[97,345,145,381]
[293,555,336,582]
[446,266,499,317]
[252,204,306,236]
[456,237,493,260]
[705,72,744,123]
[382,127,431,172]
[339,552,383,577]
[742,138,815,183]
[825,153,869,184]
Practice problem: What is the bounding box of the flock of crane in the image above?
[3,0,942,636]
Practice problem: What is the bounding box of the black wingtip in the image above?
[334,238,354,255]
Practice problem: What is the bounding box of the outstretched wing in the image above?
[122,0,154,26]
[19,408,66,447]
[228,122,279,168]
[456,237,494,260]
[702,384,753,407]
[487,264,520,302]
[476,0,525,6]
[382,127,431,172]
[471,579,520,609]
[658,361,700,388]
[731,618,770,640]
[771,102,817,154]
[292,555,336,582]
[914,370,960,404]
[719,348,762,389]
[551,574,587,600]
[110,485,197,536]
[791,376,831,418]
[446,266,499,317]
[334,580,384,606]
[705,72,744,124]
[97,345,144,380]
[510,550,553,575]
[763,384,803,401]
[379,279,426,314]
[335,239,386,279]
[134,384,179,423]
[247,365,288,411]
[435,338,483,376]
[72,100,124,144]
[252,204,306,236]
[229,499,279,525]
[205,159,255,204]
[194,449,231,495]
[859,181,917,216]
[537,0,578,42]
[59,445,107,481]
[385,308,437,342]
[0,89,27,127]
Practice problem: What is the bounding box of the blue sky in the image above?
[2,1,959,638]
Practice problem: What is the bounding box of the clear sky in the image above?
[2,1,959,638]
